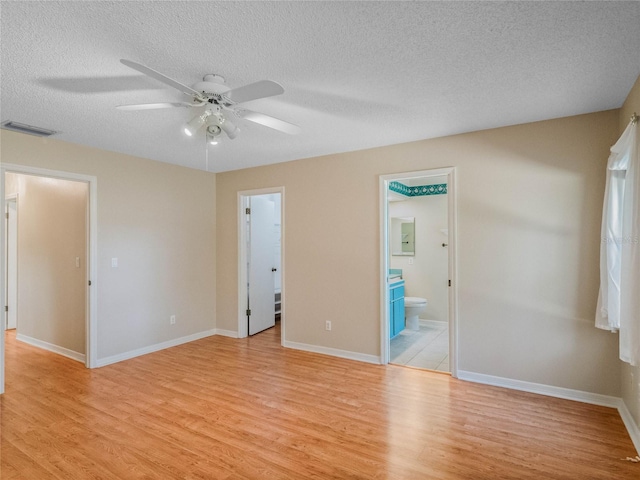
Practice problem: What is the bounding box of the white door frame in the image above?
[4,194,18,330]
[0,163,98,394]
[379,167,459,377]
[237,186,285,342]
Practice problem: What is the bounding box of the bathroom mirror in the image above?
[391,217,415,256]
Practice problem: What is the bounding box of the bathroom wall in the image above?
[389,187,449,322]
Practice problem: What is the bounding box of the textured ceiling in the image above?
[2,1,639,173]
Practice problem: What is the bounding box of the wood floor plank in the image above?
[1,327,638,479]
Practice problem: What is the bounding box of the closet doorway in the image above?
[237,187,285,341]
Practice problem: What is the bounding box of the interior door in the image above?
[5,199,17,330]
[248,195,276,335]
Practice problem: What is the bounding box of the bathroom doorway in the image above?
[237,187,284,342]
[379,168,457,376]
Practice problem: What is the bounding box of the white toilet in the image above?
[404,297,428,330]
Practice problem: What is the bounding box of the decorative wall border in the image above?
[389,181,447,197]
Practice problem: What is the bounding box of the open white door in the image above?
[247,196,276,335]
[4,198,17,330]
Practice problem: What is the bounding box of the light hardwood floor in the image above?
[1,327,638,479]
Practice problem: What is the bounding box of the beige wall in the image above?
[217,110,621,395]
[619,74,640,430]
[1,130,217,361]
[6,173,87,354]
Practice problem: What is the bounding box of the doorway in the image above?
[379,168,458,376]
[237,187,284,341]
[0,163,98,395]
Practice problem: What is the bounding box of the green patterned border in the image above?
[389,181,447,197]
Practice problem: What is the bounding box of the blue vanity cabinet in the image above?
[389,280,405,339]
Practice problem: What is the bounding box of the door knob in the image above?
[272,268,277,272]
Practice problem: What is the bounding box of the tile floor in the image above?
[390,319,449,372]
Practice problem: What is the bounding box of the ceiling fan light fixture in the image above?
[117,60,299,147]
[220,118,239,140]
[184,110,212,136]
[207,125,221,145]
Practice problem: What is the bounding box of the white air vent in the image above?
[1,121,57,137]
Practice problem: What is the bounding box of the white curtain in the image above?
[596,118,639,365]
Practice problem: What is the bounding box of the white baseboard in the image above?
[458,370,640,455]
[420,319,447,324]
[618,401,640,455]
[16,334,85,364]
[457,370,620,407]
[214,331,380,364]
[283,340,381,365]
[215,329,238,338]
[95,329,216,367]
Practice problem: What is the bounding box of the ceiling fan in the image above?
[117,59,300,144]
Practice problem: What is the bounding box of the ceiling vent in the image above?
[1,120,58,137]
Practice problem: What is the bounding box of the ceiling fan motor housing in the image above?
[192,75,230,98]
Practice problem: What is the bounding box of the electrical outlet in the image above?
[325,320,331,331]
[408,257,414,265]
[170,315,176,325]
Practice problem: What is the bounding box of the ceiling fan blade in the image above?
[120,59,202,98]
[116,102,197,111]
[224,80,284,105]
[236,109,301,135]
